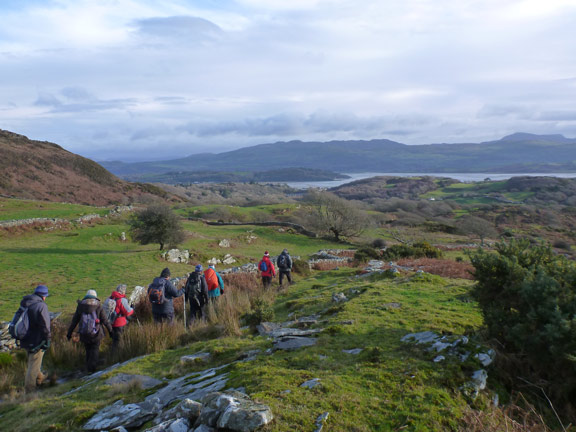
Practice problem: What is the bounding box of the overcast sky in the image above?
[1,0,576,162]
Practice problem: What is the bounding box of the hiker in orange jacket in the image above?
[259,251,276,289]
[204,264,225,301]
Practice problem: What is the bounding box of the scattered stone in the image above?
[257,322,323,339]
[274,336,317,351]
[401,331,439,345]
[471,369,488,391]
[222,254,236,264]
[342,348,363,355]
[475,350,495,367]
[300,378,321,389]
[120,232,126,241]
[332,293,348,303]
[218,239,231,248]
[193,425,216,432]
[163,249,190,264]
[207,257,221,265]
[105,373,163,390]
[433,355,445,363]
[198,391,274,432]
[314,412,330,432]
[130,286,147,305]
[181,352,211,365]
[382,302,402,310]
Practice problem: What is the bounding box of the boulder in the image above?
[198,391,273,432]
[181,352,211,365]
[222,254,236,264]
[163,249,190,264]
[342,348,363,355]
[274,336,317,351]
[314,412,330,432]
[300,378,321,389]
[332,293,348,303]
[218,239,231,248]
[144,418,190,432]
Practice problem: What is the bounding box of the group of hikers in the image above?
[11,249,294,392]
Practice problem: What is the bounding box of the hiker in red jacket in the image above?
[259,251,276,289]
[108,284,134,358]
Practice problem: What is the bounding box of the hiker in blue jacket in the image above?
[19,285,51,392]
[148,267,184,324]
[67,289,113,373]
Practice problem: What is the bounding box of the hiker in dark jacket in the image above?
[277,248,294,287]
[108,284,134,357]
[66,289,113,373]
[184,264,209,325]
[148,267,184,324]
[20,285,51,392]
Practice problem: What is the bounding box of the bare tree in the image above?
[128,204,186,250]
[305,190,367,241]
[456,215,498,246]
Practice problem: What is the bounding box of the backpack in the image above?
[148,279,166,305]
[186,274,203,300]
[103,297,118,324]
[79,310,100,336]
[9,306,30,341]
[277,254,288,269]
[259,260,268,272]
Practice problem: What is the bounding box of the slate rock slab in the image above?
[105,373,163,390]
[83,399,160,431]
[274,336,317,350]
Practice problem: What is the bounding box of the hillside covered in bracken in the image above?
[0,130,175,206]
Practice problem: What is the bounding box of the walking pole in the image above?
[183,295,187,330]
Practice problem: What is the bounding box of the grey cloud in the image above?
[536,111,576,121]
[134,16,224,44]
[60,86,95,102]
[34,92,62,107]
[476,104,535,120]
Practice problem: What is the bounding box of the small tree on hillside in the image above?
[305,190,367,241]
[456,215,497,245]
[128,204,185,250]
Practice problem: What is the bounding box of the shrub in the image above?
[552,239,571,250]
[371,238,386,249]
[292,258,311,276]
[354,246,381,263]
[382,241,443,260]
[469,239,576,418]
[242,297,275,328]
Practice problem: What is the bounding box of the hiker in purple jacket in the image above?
[67,289,113,373]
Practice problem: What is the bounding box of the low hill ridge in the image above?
[0,130,172,206]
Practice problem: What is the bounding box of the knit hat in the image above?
[116,284,127,295]
[195,264,203,272]
[209,264,215,269]
[34,285,49,297]
[283,248,288,254]
[264,251,269,256]
[86,289,98,298]
[160,267,171,278]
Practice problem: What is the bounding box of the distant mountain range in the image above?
[0,130,174,205]
[101,133,576,180]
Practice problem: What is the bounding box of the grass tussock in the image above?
[311,261,356,271]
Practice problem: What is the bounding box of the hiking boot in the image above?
[36,371,46,386]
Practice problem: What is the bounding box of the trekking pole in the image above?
[183,295,187,331]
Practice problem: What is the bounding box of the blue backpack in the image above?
[259,260,268,272]
[79,310,100,336]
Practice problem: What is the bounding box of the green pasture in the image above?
[0,198,109,221]
[0,205,343,320]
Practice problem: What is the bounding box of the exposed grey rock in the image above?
[218,239,231,248]
[338,320,355,325]
[257,322,323,339]
[332,292,348,303]
[207,257,222,265]
[105,373,163,390]
[300,378,321,389]
[163,249,190,264]
[293,315,320,328]
[314,412,330,432]
[83,399,160,430]
[181,352,211,365]
[146,367,229,409]
[433,355,445,363]
[475,349,495,367]
[120,232,126,241]
[130,286,147,305]
[274,336,317,350]
[144,418,190,432]
[222,254,236,264]
[471,369,488,391]
[342,348,363,355]
[198,391,274,432]
[193,425,216,432]
[401,331,439,345]
[110,427,128,432]
[153,398,202,425]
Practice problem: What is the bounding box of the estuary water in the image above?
[283,172,576,189]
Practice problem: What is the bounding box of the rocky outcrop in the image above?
[162,249,190,264]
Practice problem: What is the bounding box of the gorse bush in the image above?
[469,239,576,419]
[354,246,381,263]
[382,241,443,260]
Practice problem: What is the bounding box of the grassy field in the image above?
[0,268,489,431]
[0,203,343,320]
[0,198,109,221]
